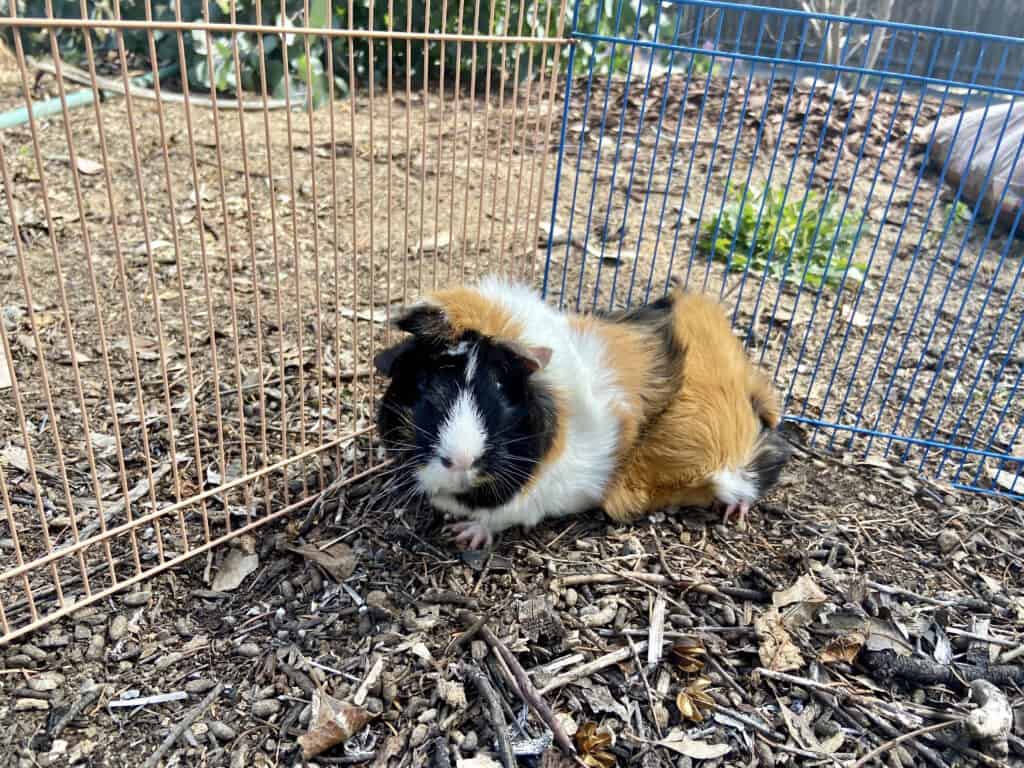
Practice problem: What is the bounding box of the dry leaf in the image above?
[285,542,357,581]
[297,689,372,759]
[754,608,805,672]
[75,157,103,175]
[575,722,615,768]
[668,640,706,674]
[675,676,716,722]
[657,729,731,760]
[773,574,827,608]
[211,549,259,592]
[820,630,866,664]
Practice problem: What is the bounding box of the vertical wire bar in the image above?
[798,29,938,430]
[882,74,1022,461]
[6,14,113,586]
[821,35,968,450]
[495,0,530,276]
[277,0,309,497]
[681,11,748,295]
[106,0,193,552]
[770,26,889,399]
[969,351,1024,488]
[435,0,450,282]
[572,0,633,310]
[520,0,558,285]
[485,3,516,277]
[459,0,485,283]
[228,0,274,513]
[446,0,466,282]
[591,0,660,310]
[0,146,69,605]
[386,0,395,330]
[408,0,418,296]
[660,12,730,297]
[346,0,361,474]
[326,5,344,476]
[166,0,227,542]
[252,0,292,502]
[474,0,500,275]
[421,0,433,287]
[201,0,252,522]
[846,44,999,452]
[47,0,160,573]
[364,0,378,466]
[0,387,38,623]
[621,8,687,308]
[643,5,709,302]
[300,0,327,490]
[860,50,1013,456]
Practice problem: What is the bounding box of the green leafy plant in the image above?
[699,185,870,291]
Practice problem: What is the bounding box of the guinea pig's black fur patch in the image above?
[375,331,559,510]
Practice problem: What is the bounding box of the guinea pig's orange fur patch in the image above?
[601,291,780,523]
[428,287,524,342]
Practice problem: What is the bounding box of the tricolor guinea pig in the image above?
[373,276,791,549]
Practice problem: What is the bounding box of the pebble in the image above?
[109,615,129,642]
[22,644,47,661]
[186,678,217,695]
[86,635,105,662]
[364,696,384,715]
[155,652,183,670]
[251,699,281,718]
[236,642,261,658]
[123,590,152,607]
[718,605,737,626]
[409,723,429,748]
[29,672,64,692]
[669,613,694,628]
[937,528,960,554]
[73,625,91,642]
[209,721,236,742]
[15,698,50,711]
[564,588,578,608]
[417,708,437,725]
[524,552,545,568]
[68,739,95,765]
[460,731,478,752]
[7,654,32,668]
[365,590,389,609]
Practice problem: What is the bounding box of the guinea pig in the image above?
[373,276,791,549]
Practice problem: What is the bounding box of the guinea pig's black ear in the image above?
[373,338,418,378]
[393,300,450,338]
[502,341,553,374]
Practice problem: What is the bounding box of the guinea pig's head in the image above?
[373,303,556,508]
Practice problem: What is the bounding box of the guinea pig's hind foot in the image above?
[715,500,750,528]
[446,519,494,551]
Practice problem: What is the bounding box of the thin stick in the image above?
[51,681,102,738]
[539,641,651,695]
[849,720,962,768]
[462,663,515,768]
[142,682,225,768]
[458,612,581,763]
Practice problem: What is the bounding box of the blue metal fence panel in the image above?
[542,0,1024,501]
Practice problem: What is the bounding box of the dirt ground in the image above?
[1,44,1023,768]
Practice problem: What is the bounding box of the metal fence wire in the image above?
[0,0,1021,644]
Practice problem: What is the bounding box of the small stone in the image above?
[460,731,478,753]
[6,654,32,668]
[364,696,384,715]
[123,590,152,607]
[109,615,129,642]
[22,644,47,661]
[155,652,183,670]
[564,588,578,608]
[236,642,261,658]
[86,635,105,662]
[417,708,437,724]
[669,613,694,628]
[365,590,389,610]
[185,679,217,695]
[409,723,429,748]
[15,697,50,711]
[28,672,64,692]
[74,624,91,642]
[209,721,236,742]
[524,552,545,568]
[718,605,737,626]
[937,528,959,554]
[49,739,68,757]
[251,699,281,718]
[48,515,71,529]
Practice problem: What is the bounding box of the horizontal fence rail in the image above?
[544,0,1024,502]
[0,0,570,643]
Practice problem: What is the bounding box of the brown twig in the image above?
[462,663,515,768]
[849,720,962,768]
[142,682,225,768]
[457,611,581,764]
[50,681,102,739]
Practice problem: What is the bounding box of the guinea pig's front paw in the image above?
[446,520,494,551]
